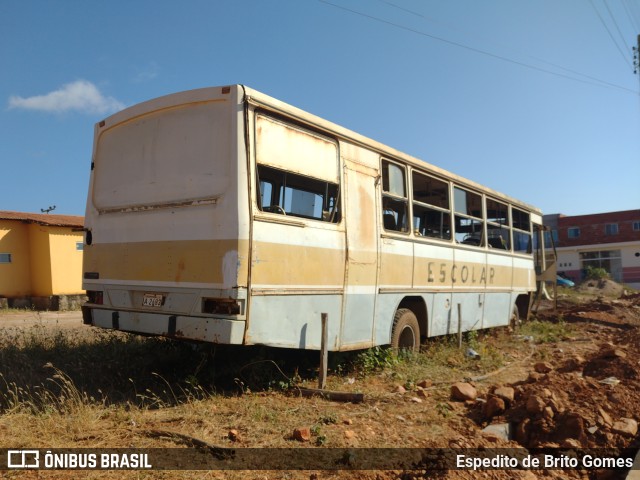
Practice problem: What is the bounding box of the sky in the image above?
[1,0,639,218]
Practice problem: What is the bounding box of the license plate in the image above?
[142,294,164,307]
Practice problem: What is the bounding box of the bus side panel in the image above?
[375,237,413,343]
[483,252,514,328]
[247,294,343,349]
[413,241,453,337]
[246,220,345,349]
[452,247,487,331]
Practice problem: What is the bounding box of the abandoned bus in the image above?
[82,85,553,351]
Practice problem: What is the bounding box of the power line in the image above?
[621,0,640,31]
[382,0,637,93]
[622,0,640,31]
[603,0,634,53]
[318,0,639,96]
[588,0,634,70]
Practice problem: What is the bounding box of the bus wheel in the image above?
[391,308,420,353]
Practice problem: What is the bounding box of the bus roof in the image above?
[98,85,542,215]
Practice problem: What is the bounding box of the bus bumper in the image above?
[82,306,246,344]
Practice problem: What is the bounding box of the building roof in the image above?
[0,210,84,228]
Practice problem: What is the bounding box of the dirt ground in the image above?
[0,283,639,479]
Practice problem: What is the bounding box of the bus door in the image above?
[340,155,380,349]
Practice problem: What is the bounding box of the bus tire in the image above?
[391,308,420,353]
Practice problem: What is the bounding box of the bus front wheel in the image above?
[391,308,420,353]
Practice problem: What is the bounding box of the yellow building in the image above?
[0,211,85,309]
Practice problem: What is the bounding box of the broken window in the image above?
[453,187,485,246]
[381,160,408,233]
[257,165,340,222]
[412,171,451,240]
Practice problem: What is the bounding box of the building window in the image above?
[579,250,622,282]
[605,223,618,235]
[633,221,640,231]
[0,253,11,264]
[76,242,84,251]
[568,227,580,239]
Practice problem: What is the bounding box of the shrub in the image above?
[584,265,609,280]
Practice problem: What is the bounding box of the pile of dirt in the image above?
[445,324,640,480]
[438,289,640,479]
[540,291,640,327]
[576,279,626,297]
[501,338,640,450]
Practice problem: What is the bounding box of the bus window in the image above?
[486,198,510,250]
[454,187,485,246]
[512,207,532,254]
[381,160,408,232]
[257,165,340,222]
[412,171,451,240]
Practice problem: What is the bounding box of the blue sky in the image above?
[1,0,639,217]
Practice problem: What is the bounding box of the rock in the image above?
[344,430,356,439]
[481,423,511,441]
[561,438,582,448]
[451,382,477,401]
[482,396,506,419]
[526,395,546,414]
[520,472,537,480]
[542,406,555,419]
[417,389,428,399]
[293,427,311,442]
[561,413,586,441]
[527,372,544,383]
[596,406,613,427]
[562,355,585,371]
[394,385,406,394]
[228,429,240,442]
[599,346,626,359]
[493,386,515,404]
[515,418,531,444]
[534,362,553,373]
[417,379,432,388]
[343,418,353,425]
[612,418,637,437]
[410,397,422,403]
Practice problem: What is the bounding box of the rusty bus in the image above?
[82,85,554,351]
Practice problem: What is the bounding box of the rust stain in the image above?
[175,258,186,283]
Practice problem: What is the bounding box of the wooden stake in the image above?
[457,303,463,349]
[319,313,328,389]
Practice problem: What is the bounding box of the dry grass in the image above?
[0,318,574,478]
